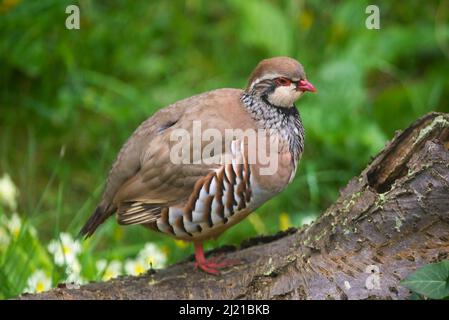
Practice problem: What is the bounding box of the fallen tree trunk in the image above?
[20,112,449,300]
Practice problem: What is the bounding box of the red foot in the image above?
[194,243,240,275]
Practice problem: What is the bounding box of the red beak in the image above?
[298,79,317,93]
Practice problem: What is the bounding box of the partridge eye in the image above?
[274,77,292,86]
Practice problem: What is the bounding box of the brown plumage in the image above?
[80,56,316,274]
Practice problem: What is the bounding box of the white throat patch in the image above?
[267,84,303,107]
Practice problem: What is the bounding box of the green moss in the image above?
[415,116,449,144]
[375,193,388,209]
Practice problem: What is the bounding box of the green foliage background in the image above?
[0,0,448,298]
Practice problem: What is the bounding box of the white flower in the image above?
[124,243,167,276]
[65,271,85,286]
[124,258,147,276]
[300,215,316,226]
[65,260,85,287]
[137,243,167,269]
[0,174,18,210]
[0,226,10,247]
[96,259,108,273]
[6,212,22,238]
[66,259,82,274]
[24,270,52,294]
[96,259,122,281]
[47,232,82,266]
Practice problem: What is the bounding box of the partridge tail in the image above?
[79,204,114,238]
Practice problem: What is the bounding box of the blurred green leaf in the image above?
[231,0,293,56]
[401,260,449,300]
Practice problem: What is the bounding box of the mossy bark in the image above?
[19,112,449,300]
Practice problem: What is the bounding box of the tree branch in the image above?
[19,112,449,300]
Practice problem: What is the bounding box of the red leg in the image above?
[194,242,240,275]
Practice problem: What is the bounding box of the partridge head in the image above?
[80,56,316,274]
[247,56,316,108]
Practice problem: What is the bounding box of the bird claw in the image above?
[194,256,241,275]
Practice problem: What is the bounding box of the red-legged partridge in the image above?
[80,56,316,274]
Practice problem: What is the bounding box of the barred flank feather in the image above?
[117,202,162,225]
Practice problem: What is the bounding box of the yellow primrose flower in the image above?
[279,212,292,231]
[175,240,188,249]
